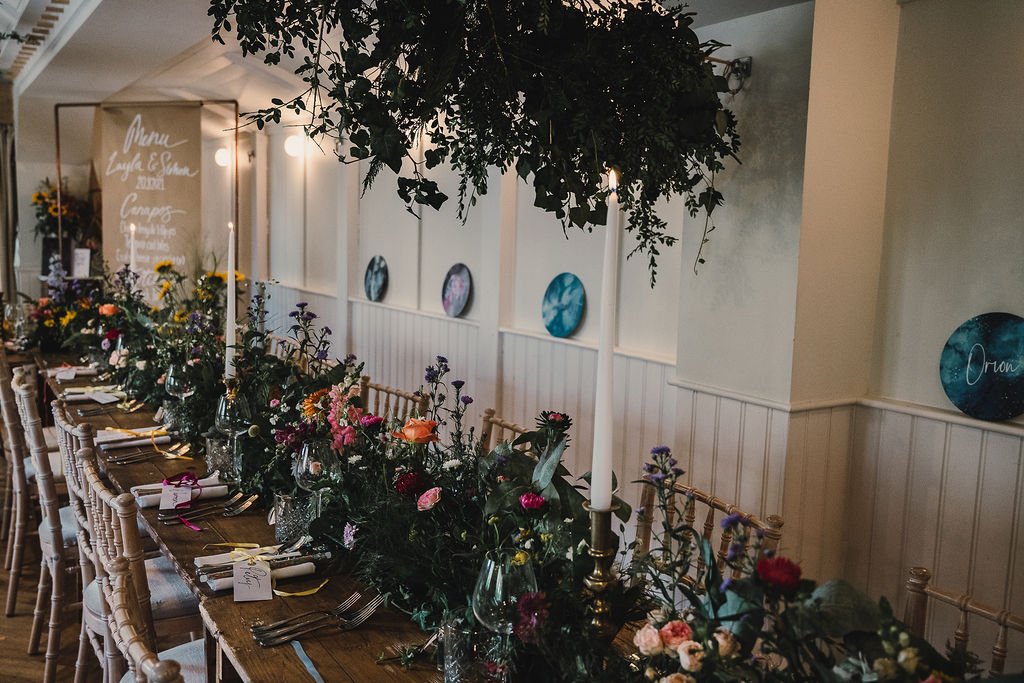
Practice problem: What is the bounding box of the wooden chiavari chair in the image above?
[78,446,200,683]
[634,475,784,588]
[357,375,429,421]
[105,556,200,682]
[478,408,529,454]
[12,366,79,682]
[1,346,35,615]
[904,566,1024,676]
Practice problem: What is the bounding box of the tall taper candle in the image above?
[225,222,236,379]
[129,223,137,273]
[590,171,620,511]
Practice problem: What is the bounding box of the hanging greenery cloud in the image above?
[210,0,740,283]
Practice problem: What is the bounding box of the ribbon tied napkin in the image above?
[131,472,227,508]
[46,365,99,380]
[205,562,317,592]
[96,428,174,452]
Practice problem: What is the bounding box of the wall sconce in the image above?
[284,134,305,158]
[214,147,232,167]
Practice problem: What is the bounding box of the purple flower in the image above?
[296,301,308,309]
[721,578,735,592]
[513,592,550,645]
[288,310,298,318]
[424,366,439,383]
[642,462,656,474]
[721,512,745,529]
[315,349,329,361]
[451,379,465,390]
[460,395,473,405]
[650,445,671,456]
[649,473,668,483]
[302,311,317,321]
[436,355,448,364]
[342,522,358,550]
[101,338,111,351]
[323,326,332,335]
[727,542,743,561]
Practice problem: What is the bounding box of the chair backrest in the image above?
[634,475,784,586]
[78,446,157,649]
[52,400,98,584]
[904,566,1024,676]
[357,375,429,422]
[0,347,30,499]
[106,556,185,683]
[267,334,309,372]
[478,408,529,454]
[11,366,64,552]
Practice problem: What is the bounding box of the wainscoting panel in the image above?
[349,299,479,398]
[844,404,1024,671]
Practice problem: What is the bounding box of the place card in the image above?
[233,559,273,601]
[159,483,194,511]
[85,391,121,405]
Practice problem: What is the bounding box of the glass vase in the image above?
[271,493,308,545]
[442,620,509,683]
[204,434,232,476]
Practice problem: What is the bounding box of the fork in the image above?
[108,443,190,465]
[157,491,245,521]
[256,595,386,647]
[161,494,259,525]
[78,399,143,417]
[250,592,363,636]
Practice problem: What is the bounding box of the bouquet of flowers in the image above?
[30,178,93,243]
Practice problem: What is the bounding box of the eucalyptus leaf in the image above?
[807,580,882,637]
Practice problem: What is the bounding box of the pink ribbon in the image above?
[162,471,204,532]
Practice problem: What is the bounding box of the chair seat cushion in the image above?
[85,555,199,622]
[24,449,66,483]
[43,425,59,450]
[118,638,205,683]
[38,504,80,548]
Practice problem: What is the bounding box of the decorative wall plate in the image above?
[542,272,586,338]
[939,311,1024,421]
[363,255,388,302]
[441,263,472,318]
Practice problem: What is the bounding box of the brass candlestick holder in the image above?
[583,500,621,640]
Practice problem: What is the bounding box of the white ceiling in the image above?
[670,0,810,27]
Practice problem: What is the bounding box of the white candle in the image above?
[590,170,620,511]
[129,223,137,273]
[225,222,237,379]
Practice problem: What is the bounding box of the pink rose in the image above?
[417,486,442,511]
[677,641,705,673]
[632,623,664,656]
[519,492,546,511]
[659,620,693,649]
[659,675,696,683]
[269,398,280,408]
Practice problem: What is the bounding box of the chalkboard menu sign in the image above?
[98,106,202,275]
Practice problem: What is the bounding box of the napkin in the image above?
[95,428,165,444]
[46,366,98,379]
[194,545,282,568]
[63,385,120,395]
[205,562,316,592]
[63,391,127,404]
[99,435,174,451]
[131,472,222,497]
[134,484,229,509]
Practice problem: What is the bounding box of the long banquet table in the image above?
[37,353,441,682]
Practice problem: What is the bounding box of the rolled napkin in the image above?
[46,366,98,379]
[134,484,229,509]
[194,545,282,568]
[63,385,120,395]
[99,435,174,451]
[132,472,224,508]
[205,562,316,592]
[95,428,166,445]
[64,391,127,404]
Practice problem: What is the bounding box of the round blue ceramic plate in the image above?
[939,311,1024,421]
[364,255,388,302]
[542,272,586,338]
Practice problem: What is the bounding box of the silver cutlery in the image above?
[157,491,245,520]
[250,592,362,636]
[133,471,221,496]
[201,552,331,582]
[108,443,190,465]
[160,493,259,525]
[256,595,386,647]
[376,631,440,665]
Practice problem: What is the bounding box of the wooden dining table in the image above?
[36,353,442,683]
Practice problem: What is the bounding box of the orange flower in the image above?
[301,388,331,421]
[392,418,439,444]
[38,297,50,307]
[98,303,119,317]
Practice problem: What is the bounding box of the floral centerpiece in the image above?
[626,446,982,683]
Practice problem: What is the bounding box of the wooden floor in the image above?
[0,539,104,682]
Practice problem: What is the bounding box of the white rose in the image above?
[633,623,664,656]
[135,360,147,371]
[897,647,919,673]
[676,641,705,673]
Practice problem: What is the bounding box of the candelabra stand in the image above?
[583,501,621,640]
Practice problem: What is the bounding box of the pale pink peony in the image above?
[632,623,664,656]
[417,486,442,511]
[677,641,705,673]
[659,620,693,649]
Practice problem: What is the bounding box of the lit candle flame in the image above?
[608,169,618,194]
[129,223,136,234]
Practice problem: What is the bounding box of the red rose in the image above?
[756,556,802,593]
[105,328,121,342]
[394,471,428,497]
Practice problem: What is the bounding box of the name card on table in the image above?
[234,560,273,601]
[159,484,194,511]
